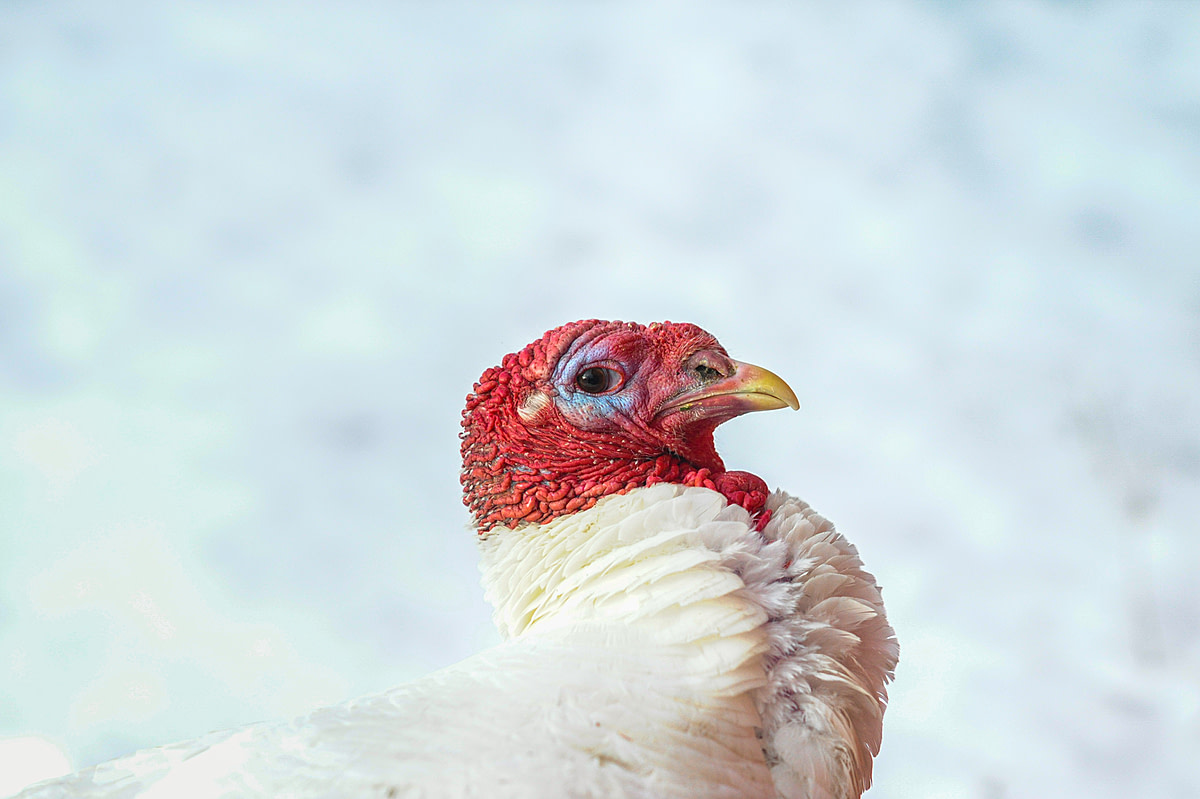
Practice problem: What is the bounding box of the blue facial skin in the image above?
[549,336,648,433]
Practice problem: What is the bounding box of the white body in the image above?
[16,485,896,799]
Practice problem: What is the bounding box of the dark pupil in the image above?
[576,367,610,394]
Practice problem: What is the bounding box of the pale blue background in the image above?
[2,2,1198,797]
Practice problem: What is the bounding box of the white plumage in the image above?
[15,485,895,799]
[16,319,898,798]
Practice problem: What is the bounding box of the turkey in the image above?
[15,319,898,799]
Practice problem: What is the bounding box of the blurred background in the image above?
[1,2,1198,797]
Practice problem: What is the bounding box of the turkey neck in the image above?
[477,485,773,699]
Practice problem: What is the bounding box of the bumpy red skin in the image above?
[460,320,772,534]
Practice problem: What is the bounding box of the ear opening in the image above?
[517,390,551,423]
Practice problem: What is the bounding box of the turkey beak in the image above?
[658,360,800,421]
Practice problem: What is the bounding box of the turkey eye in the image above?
[575,367,619,394]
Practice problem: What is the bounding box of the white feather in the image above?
[15,485,895,799]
